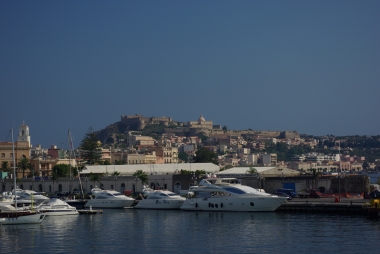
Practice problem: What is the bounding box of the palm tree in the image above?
[89,174,102,188]
[111,171,120,177]
[133,170,148,190]
[246,167,258,187]
[51,172,59,194]
[1,161,11,175]
[17,158,31,178]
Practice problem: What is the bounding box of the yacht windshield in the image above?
[221,187,246,194]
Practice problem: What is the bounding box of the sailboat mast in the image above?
[11,128,17,208]
[68,129,72,178]
[68,129,85,199]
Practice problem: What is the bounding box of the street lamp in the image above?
[41,177,44,193]
[257,175,261,191]
[134,177,138,194]
[69,177,75,193]
[338,170,341,202]
[281,171,284,185]
[191,173,197,187]
[84,176,88,194]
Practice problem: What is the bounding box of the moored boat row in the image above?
[1,176,287,215]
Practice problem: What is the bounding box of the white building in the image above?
[81,163,220,176]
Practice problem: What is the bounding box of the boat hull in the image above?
[134,199,185,210]
[180,196,286,212]
[39,209,79,216]
[0,211,46,225]
[65,200,87,209]
[85,199,135,208]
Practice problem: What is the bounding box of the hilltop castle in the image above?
[119,114,214,136]
[97,114,299,144]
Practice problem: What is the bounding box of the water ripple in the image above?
[1,210,379,254]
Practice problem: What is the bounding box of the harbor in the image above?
[1,208,380,254]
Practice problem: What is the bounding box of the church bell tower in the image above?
[18,122,31,143]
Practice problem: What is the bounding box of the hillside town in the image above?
[1,115,380,196]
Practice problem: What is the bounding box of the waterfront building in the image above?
[287,162,317,171]
[291,153,340,163]
[0,123,32,178]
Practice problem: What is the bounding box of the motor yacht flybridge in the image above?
[85,188,135,208]
[134,190,185,209]
[180,178,287,212]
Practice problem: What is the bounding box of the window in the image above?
[222,187,246,194]
[10,153,13,158]
[1,153,4,158]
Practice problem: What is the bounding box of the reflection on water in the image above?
[1,210,379,254]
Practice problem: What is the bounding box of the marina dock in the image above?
[277,198,372,215]
[77,209,103,214]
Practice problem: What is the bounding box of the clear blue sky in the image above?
[1,1,379,148]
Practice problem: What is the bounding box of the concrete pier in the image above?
[276,198,371,215]
[78,209,103,214]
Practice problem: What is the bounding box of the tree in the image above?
[89,173,102,187]
[17,158,31,178]
[110,171,120,177]
[193,148,218,165]
[246,167,258,187]
[220,165,233,171]
[103,160,111,165]
[115,160,126,165]
[80,127,102,165]
[133,170,148,188]
[1,161,11,173]
[52,164,71,177]
[178,151,188,163]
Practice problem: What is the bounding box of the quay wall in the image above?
[1,174,370,197]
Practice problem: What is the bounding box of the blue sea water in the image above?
[1,209,379,254]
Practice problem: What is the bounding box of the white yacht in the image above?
[10,189,49,204]
[134,190,185,209]
[36,198,79,216]
[85,189,135,208]
[0,205,46,225]
[0,193,16,206]
[180,178,287,212]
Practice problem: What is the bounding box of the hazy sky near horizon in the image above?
[1,1,379,148]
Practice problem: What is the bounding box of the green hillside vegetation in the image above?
[140,124,166,139]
